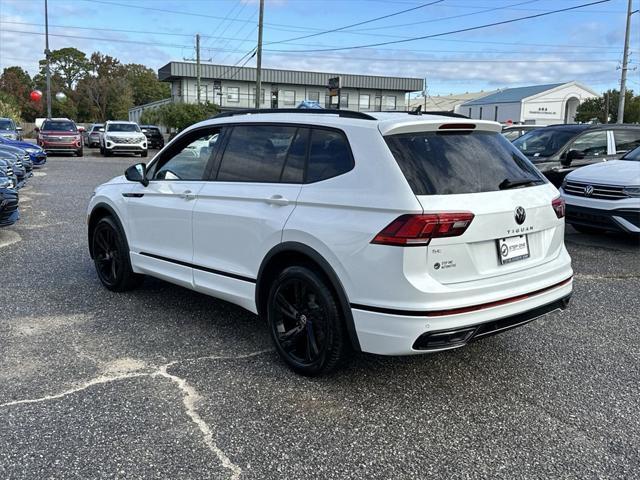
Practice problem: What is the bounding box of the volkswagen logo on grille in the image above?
[514,206,526,225]
[584,185,594,197]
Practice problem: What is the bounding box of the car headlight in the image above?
[0,177,12,189]
[622,186,640,197]
[105,135,114,142]
[25,147,40,153]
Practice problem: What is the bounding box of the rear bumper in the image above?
[352,276,573,355]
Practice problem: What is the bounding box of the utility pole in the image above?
[196,34,201,104]
[255,0,265,109]
[604,91,609,123]
[617,0,633,124]
[44,0,52,118]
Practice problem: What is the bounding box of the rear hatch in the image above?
[382,120,565,285]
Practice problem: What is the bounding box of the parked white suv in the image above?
[87,110,573,375]
[100,121,147,157]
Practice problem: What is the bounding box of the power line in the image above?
[265,0,444,45]
[267,0,614,53]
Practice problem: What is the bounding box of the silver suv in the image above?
[100,121,147,157]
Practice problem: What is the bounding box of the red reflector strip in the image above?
[423,276,573,317]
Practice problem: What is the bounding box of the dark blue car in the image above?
[0,136,47,167]
[0,174,19,227]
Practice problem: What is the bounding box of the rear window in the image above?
[385,131,545,195]
[42,120,77,132]
[512,128,580,158]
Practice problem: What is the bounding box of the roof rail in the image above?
[211,108,376,120]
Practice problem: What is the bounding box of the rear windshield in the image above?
[42,120,77,132]
[0,119,15,131]
[512,128,580,158]
[108,123,140,133]
[385,131,545,195]
[623,146,640,161]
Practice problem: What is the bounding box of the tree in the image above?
[576,89,640,123]
[140,102,218,131]
[39,47,89,91]
[125,64,170,106]
[0,92,22,122]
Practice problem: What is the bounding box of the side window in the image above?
[613,129,640,154]
[152,130,220,181]
[569,131,608,157]
[216,125,298,183]
[306,129,353,183]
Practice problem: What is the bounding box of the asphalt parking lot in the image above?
[0,150,639,479]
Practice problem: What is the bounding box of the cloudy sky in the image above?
[1,0,638,96]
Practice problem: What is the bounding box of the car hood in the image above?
[566,160,640,186]
[0,145,24,155]
[106,132,144,137]
[0,139,40,150]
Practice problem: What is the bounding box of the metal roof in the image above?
[461,83,565,106]
[158,62,423,92]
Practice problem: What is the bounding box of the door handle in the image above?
[179,190,197,201]
[265,194,290,206]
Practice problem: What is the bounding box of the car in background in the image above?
[0,136,47,168]
[84,123,104,148]
[0,117,22,141]
[36,118,83,156]
[140,125,164,150]
[100,121,147,157]
[512,124,640,186]
[502,124,541,142]
[0,147,26,188]
[561,145,640,235]
[0,174,19,227]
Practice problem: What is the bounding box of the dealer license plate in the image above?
[497,235,530,265]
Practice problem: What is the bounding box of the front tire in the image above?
[75,147,83,157]
[267,266,348,376]
[92,216,144,291]
[141,150,148,158]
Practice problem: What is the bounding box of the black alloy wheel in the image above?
[92,216,143,291]
[267,266,348,376]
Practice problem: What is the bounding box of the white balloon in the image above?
[55,92,67,102]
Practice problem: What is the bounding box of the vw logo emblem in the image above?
[514,206,526,225]
[584,185,594,197]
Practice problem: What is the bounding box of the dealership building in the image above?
[457,81,597,125]
[129,62,423,122]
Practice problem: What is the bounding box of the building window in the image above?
[359,94,370,110]
[383,95,397,110]
[494,105,498,121]
[340,93,349,108]
[251,88,265,105]
[227,87,240,103]
[308,91,320,103]
[283,90,296,106]
[479,107,483,119]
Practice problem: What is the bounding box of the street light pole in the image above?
[44,0,52,118]
[255,0,264,109]
[196,33,201,104]
[617,0,633,124]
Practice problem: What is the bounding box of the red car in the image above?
[37,118,84,156]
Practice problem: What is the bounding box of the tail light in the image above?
[552,196,565,218]
[372,212,474,246]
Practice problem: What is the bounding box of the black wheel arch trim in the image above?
[257,242,361,352]
[88,202,128,259]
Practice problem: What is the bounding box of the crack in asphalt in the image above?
[0,349,273,480]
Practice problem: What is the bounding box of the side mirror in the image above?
[561,149,585,167]
[34,127,40,133]
[78,126,85,133]
[125,163,149,186]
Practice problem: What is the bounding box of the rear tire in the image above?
[141,150,148,158]
[267,266,349,376]
[91,216,144,292]
[571,224,605,235]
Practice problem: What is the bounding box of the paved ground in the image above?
[0,151,638,479]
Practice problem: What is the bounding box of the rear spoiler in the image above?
[378,119,502,136]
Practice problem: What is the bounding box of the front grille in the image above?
[564,181,627,200]
[7,166,14,177]
[15,159,22,168]
[111,136,140,144]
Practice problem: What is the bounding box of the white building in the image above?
[154,62,423,112]
[458,82,598,125]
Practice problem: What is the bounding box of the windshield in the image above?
[385,130,545,195]
[0,119,15,131]
[42,120,77,132]
[91,125,103,132]
[108,123,140,133]
[512,128,580,158]
[622,146,640,161]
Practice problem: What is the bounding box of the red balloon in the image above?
[30,90,42,102]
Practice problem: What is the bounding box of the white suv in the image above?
[100,121,147,157]
[87,110,573,375]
